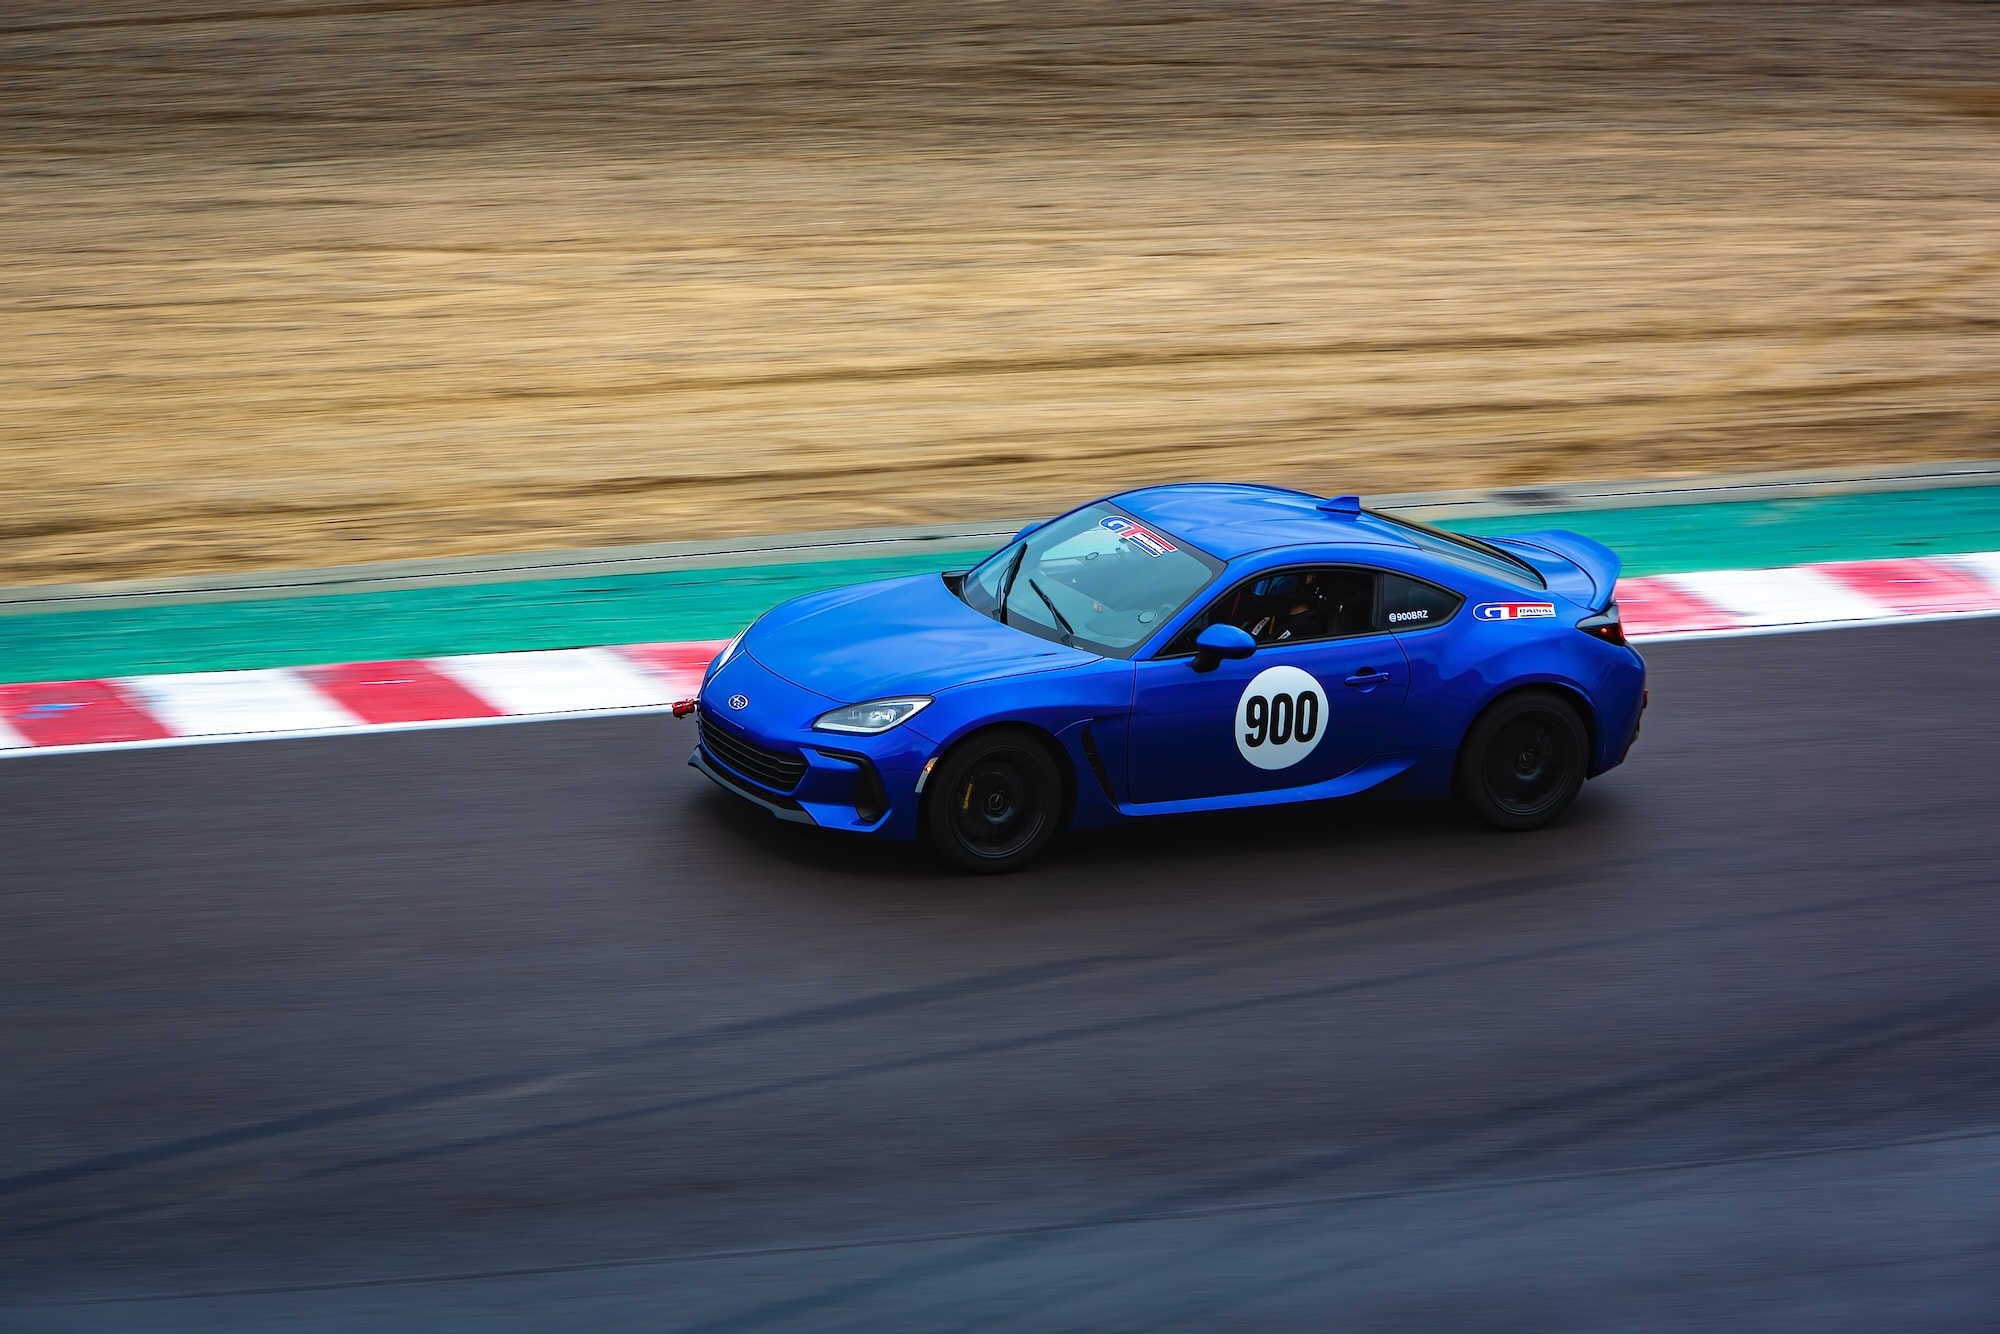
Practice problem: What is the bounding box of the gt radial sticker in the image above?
[1097,515,1177,557]
[1235,665,1325,770]
[1474,601,1557,621]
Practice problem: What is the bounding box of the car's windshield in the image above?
[959,504,1222,657]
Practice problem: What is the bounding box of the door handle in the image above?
[1344,669,1392,688]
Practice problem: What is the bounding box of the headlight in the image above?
[704,628,748,683]
[813,697,932,734]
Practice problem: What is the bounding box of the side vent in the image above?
[1078,725,1116,800]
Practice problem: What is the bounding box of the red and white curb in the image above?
[0,642,726,757]
[3,552,1998,758]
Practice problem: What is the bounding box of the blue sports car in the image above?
[683,484,1646,872]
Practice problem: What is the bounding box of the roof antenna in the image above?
[1317,493,1361,519]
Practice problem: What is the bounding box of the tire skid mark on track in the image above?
[4,851,1986,1227]
[0,866,1591,1203]
[184,865,2000,1188]
[666,977,2000,1334]
[6,621,2000,1320]
[30,1121,2000,1310]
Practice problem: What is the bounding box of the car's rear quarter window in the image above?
[1378,573,1464,630]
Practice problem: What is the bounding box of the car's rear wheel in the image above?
[925,728,1064,874]
[1456,690,1588,831]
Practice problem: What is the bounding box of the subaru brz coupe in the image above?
[680,485,1646,872]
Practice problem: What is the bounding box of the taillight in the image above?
[1577,603,1626,645]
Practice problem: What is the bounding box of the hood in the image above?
[745,573,1096,702]
[1485,530,1621,610]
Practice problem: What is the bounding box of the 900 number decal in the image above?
[1235,665,1327,771]
[1245,690,1317,747]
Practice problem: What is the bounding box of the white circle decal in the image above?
[1234,665,1327,770]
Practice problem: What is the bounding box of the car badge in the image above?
[728,694,750,710]
[1474,602,1557,621]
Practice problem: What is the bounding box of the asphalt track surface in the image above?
[5,619,1999,1331]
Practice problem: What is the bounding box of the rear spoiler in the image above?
[1486,531,1621,610]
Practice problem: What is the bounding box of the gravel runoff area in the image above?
[4,2,1999,584]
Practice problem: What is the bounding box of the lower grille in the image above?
[698,713,807,792]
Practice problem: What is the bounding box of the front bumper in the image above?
[686,654,932,839]
[689,745,814,823]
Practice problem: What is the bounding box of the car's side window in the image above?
[1377,573,1464,631]
[1163,565,1379,654]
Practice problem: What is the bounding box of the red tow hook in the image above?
[671,698,698,719]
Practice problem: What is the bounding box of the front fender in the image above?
[903,658,1135,829]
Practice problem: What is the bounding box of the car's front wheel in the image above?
[1456,690,1588,831]
[924,728,1064,873]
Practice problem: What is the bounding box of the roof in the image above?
[1112,483,1413,562]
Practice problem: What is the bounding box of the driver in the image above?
[1251,572,1332,643]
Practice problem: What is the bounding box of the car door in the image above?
[1124,565,1411,805]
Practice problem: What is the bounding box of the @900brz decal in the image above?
[1235,665,1326,771]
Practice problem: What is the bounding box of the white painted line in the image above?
[1664,566,1887,627]
[1633,606,2000,642]
[0,714,31,750]
[117,668,363,738]
[433,647,676,717]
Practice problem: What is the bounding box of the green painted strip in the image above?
[0,553,954,684]
[4,485,1998,685]
[1461,487,2000,576]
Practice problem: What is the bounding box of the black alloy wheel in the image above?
[925,728,1065,873]
[1456,690,1588,831]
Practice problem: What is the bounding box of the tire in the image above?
[924,728,1065,874]
[1456,690,1589,831]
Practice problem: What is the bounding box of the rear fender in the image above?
[1461,676,1597,763]
[1459,672,1643,779]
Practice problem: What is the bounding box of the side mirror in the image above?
[1191,623,1256,673]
